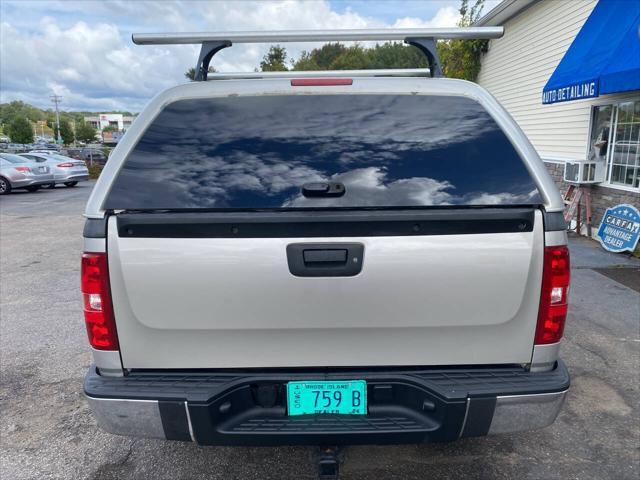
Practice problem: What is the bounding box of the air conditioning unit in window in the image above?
[563,161,605,184]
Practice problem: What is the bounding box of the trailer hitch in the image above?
[316,446,342,480]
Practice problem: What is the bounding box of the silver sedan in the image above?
[0,153,54,194]
[20,152,89,187]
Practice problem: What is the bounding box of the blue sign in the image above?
[542,80,598,104]
[597,204,640,253]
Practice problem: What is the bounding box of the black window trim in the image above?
[115,207,537,239]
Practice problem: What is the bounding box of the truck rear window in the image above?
[104,94,541,210]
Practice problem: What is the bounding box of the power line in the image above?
[50,94,62,144]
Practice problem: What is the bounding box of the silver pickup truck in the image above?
[81,28,570,467]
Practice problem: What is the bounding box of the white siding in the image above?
[475,0,640,161]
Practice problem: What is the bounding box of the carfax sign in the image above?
[596,204,640,253]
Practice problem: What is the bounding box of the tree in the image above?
[51,119,74,145]
[437,0,487,80]
[292,43,348,70]
[101,124,119,133]
[75,122,97,143]
[7,117,34,144]
[260,45,288,72]
[0,101,45,125]
[290,42,427,71]
[262,0,486,79]
[328,45,369,70]
[365,42,427,69]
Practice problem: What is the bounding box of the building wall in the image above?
[83,114,125,131]
[477,0,601,161]
[545,161,638,238]
[477,0,638,250]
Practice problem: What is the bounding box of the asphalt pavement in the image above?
[1,183,639,479]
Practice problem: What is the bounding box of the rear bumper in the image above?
[85,361,569,446]
[10,176,54,188]
[55,173,89,183]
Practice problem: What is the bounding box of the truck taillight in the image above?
[535,246,570,345]
[81,253,119,350]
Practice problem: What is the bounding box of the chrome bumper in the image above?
[85,362,569,444]
[86,396,168,439]
[86,389,568,442]
[488,390,567,434]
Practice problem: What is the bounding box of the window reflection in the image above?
[610,101,640,188]
[105,95,542,210]
[592,100,640,189]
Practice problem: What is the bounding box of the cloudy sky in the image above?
[0,0,498,112]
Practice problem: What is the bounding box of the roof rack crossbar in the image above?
[207,68,431,80]
[132,27,503,81]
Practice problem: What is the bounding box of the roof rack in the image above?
[132,27,504,81]
[207,68,431,80]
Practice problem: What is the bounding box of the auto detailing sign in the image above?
[542,80,598,104]
[597,204,640,253]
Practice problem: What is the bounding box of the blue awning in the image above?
[542,0,640,105]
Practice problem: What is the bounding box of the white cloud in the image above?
[392,6,460,28]
[1,14,193,111]
[0,0,464,112]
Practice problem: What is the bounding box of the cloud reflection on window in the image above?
[105,95,542,210]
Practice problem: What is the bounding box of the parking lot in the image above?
[1,183,639,480]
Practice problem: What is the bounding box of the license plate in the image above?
[38,167,46,172]
[287,380,367,416]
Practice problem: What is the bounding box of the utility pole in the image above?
[51,94,62,144]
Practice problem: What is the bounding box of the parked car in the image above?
[32,143,59,151]
[79,148,107,165]
[6,143,27,153]
[19,152,89,187]
[82,29,570,464]
[62,148,84,160]
[0,153,54,194]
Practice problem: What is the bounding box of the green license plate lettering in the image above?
[286,380,367,415]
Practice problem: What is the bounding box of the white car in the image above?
[0,153,54,194]
[20,152,89,187]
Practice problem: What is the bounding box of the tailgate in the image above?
[108,210,544,369]
[98,90,550,369]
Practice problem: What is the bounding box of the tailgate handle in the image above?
[287,243,364,277]
[303,249,347,264]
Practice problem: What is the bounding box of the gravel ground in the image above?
[1,183,639,479]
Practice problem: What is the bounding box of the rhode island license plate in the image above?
[286,380,367,416]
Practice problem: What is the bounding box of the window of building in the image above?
[590,100,640,190]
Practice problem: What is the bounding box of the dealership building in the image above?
[83,113,136,145]
[475,0,639,244]
[84,113,135,132]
